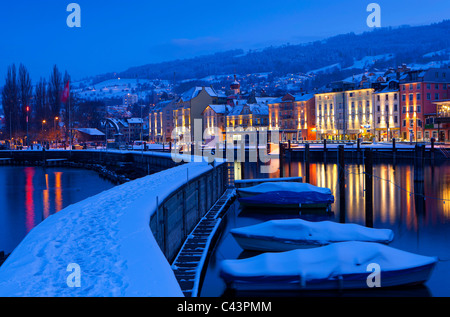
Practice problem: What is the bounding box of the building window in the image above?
[417,93,421,100]
[394,116,398,124]
[427,83,431,89]
[417,105,421,113]
[402,95,406,102]
[410,84,413,90]
[403,120,406,127]
[402,106,406,114]
[417,83,421,89]
[394,104,398,112]
[394,93,398,100]
[410,120,414,127]
[435,93,439,100]
[427,93,431,100]
[409,94,413,101]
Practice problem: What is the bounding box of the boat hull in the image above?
[220,242,437,292]
[223,264,436,292]
[237,191,334,210]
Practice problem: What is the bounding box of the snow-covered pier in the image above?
[0,154,229,297]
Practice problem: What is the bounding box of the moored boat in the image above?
[230,219,394,252]
[220,241,437,292]
[236,182,334,209]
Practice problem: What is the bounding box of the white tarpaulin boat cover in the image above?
[231,219,394,246]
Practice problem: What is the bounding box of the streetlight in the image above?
[54,117,59,148]
[42,120,47,148]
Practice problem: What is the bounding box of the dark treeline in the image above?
[1,64,105,145]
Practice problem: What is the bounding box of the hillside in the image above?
[105,20,450,85]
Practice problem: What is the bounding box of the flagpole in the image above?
[68,81,72,154]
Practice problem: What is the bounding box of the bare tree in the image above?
[1,64,19,141]
[48,65,62,119]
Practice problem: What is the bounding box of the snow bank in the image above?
[0,161,215,297]
[231,219,394,246]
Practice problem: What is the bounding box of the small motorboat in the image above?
[230,219,394,252]
[236,182,334,209]
[220,241,437,292]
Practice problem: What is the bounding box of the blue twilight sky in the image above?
[0,0,449,82]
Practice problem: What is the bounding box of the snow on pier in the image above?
[0,161,217,297]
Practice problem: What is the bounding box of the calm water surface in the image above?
[201,159,450,297]
[0,166,115,254]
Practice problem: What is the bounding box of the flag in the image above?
[62,80,70,103]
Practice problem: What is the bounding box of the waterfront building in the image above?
[373,80,401,141]
[149,99,178,143]
[399,68,450,142]
[427,100,450,142]
[202,104,231,142]
[173,87,220,141]
[268,93,316,141]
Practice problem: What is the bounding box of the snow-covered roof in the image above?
[255,97,278,104]
[293,94,315,102]
[76,128,105,136]
[267,94,314,104]
[180,87,218,102]
[0,159,218,297]
[228,104,269,116]
[127,118,144,124]
[206,104,231,114]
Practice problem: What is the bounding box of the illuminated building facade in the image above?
[399,68,450,142]
[268,93,316,141]
[373,80,400,141]
[149,99,177,143]
[173,87,219,141]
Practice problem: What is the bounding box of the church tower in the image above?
[230,74,240,95]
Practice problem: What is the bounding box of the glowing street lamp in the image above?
[54,117,60,148]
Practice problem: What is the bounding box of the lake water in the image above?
[0,166,116,255]
[201,159,450,297]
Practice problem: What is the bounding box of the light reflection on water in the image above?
[236,159,450,228]
[201,159,450,297]
[0,166,115,254]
